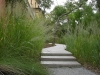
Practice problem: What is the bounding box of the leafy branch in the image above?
[52,3,83,45]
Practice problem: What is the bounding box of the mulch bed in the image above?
[44,43,55,48]
[83,64,100,75]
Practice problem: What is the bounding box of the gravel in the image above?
[48,67,97,75]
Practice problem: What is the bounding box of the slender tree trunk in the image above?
[52,22,59,46]
[52,31,56,46]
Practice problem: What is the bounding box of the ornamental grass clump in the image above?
[57,21,100,68]
[0,2,49,75]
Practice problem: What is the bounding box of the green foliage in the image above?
[68,4,95,26]
[64,1,77,11]
[0,15,46,59]
[0,57,48,75]
[38,0,53,13]
[57,21,100,68]
[51,5,66,20]
[0,2,49,75]
[90,0,100,11]
[39,0,53,9]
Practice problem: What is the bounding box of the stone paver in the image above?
[41,61,81,67]
[41,56,76,61]
[41,44,81,68]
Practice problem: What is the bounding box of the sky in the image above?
[46,0,92,13]
[46,0,67,13]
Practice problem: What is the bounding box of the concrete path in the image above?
[41,44,81,68]
[48,68,97,75]
[41,44,97,75]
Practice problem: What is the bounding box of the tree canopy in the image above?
[48,0,100,45]
[51,5,66,21]
[37,0,53,13]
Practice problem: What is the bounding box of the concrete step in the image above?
[41,56,76,61]
[41,61,81,68]
[41,52,72,56]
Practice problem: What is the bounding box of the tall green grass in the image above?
[0,2,49,75]
[57,21,100,68]
[0,14,46,59]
